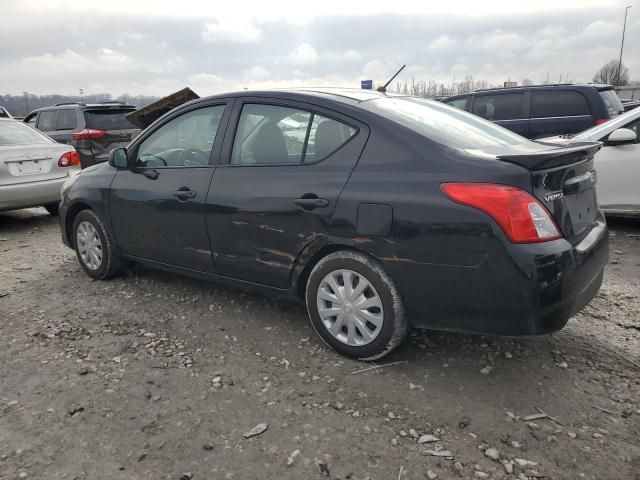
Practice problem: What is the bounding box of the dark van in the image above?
[442,84,623,139]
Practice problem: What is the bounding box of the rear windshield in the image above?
[362,97,531,149]
[0,120,52,145]
[84,109,136,130]
[599,90,624,117]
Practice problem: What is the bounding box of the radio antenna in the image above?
[376,65,406,93]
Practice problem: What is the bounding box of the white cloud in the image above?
[245,65,270,80]
[429,35,456,51]
[582,20,618,38]
[202,20,262,43]
[290,43,319,66]
[362,59,390,80]
[467,30,527,51]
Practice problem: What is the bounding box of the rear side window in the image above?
[84,109,136,130]
[57,110,77,130]
[472,94,524,121]
[37,111,57,131]
[231,104,356,165]
[305,115,356,162]
[445,98,467,110]
[599,90,624,117]
[531,91,590,118]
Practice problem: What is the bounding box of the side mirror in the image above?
[109,148,129,169]
[605,128,637,146]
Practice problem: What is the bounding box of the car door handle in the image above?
[294,197,329,209]
[173,188,197,200]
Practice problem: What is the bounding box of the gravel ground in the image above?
[1,208,639,480]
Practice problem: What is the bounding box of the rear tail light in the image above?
[58,150,81,167]
[73,128,106,140]
[440,183,561,243]
[595,118,608,126]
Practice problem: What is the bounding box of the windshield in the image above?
[361,97,532,150]
[84,109,136,130]
[0,120,52,145]
[599,90,624,117]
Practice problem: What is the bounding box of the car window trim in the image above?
[128,99,234,170]
[529,114,593,121]
[218,97,361,168]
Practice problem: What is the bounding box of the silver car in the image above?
[0,118,80,214]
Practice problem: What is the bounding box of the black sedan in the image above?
[59,89,609,360]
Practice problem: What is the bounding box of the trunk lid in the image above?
[0,143,72,186]
[82,109,137,162]
[497,142,602,245]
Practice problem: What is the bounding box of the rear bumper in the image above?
[0,175,71,212]
[392,214,609,335]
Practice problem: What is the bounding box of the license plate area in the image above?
[564,188,597,236]
[8,159,48,176]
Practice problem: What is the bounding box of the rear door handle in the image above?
[173,187,197,200]
[294,197,329,209]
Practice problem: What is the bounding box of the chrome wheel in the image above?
[76,221,103,271]
[316,269,384,346]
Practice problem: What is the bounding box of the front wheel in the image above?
[73,210,124,280]
[305,251,408,360]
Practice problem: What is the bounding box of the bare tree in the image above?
[593,60,629,86]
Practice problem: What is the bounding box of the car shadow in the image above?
[0,208,57,231]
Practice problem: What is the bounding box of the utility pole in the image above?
[23,91,29,115]
[616,5,632,86]
[79,88,85,102]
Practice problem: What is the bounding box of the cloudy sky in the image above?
[2,0,638,97]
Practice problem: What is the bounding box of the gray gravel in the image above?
[1,208,639,479]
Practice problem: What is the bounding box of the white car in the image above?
[540,107,640,217]
[0,118,80,214]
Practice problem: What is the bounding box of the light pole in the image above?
[616,5,632,86]
[79,88,85,102]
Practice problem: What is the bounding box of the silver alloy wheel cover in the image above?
[76,221,103,271]
[316,269,384,346]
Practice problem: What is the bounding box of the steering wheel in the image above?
[177,148,207,166]
[141,154,167,168]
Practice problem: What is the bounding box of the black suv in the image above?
[442,84,623,139]
[24,102,138,168]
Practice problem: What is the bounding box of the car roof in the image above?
[29,102,136,113]
[200,88,408,106]
[444,84,614,100]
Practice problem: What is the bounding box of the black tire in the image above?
[305,250,408,361]
[44,203,59,215]
[72,209,124,280]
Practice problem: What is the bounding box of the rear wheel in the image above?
[305,251,408,360]
[73,210,124,279]
[44,203,59,215]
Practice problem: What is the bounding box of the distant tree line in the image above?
[387,61,637,98]
[0,93,160,117]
